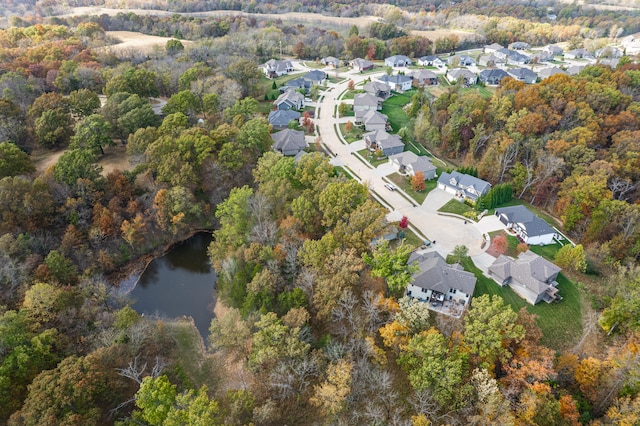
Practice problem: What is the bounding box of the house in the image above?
[302,70,327,85]
[271,129,307,156]
[363,81,390,99]
[437,171,491,201]
[564,48,595,60]
[321,56,340,68]
[509,41,531,50]
[407,69,439,86]
[274,90,305,110]
[455,55,476,67]
[388,151,437,179]
[495,48,531,65]
[495,205,556,245]
[595,47,623,59]
[352,58,375,71]
[479,68,510,85]
[543,44,563,56]
[621,32,640,55]
[484,43,504,54]
[406,251,477,316]
[385,55,413,68]
[356,109,388,131]
[530,51,554,64]
[538,66,567,80]
[478,53,505,67]
[280,77,311,93]
[566,65,585,75]
[447,68,478,85]
[377,74,413,92]
[488,251,561,305]
[417,55,446,68]
[353,93,382,112]
[363,129,404,156]
[507,67,538,84]
[600,58,621,69]
[261,59,294,78]
[268,109,300,129]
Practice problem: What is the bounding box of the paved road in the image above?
[313,68,504,256]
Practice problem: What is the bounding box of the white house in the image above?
[417,55,446,68]
[495,205,556,245]
[447,68,477,85]
[437,171,491,201]
[385,55,413,68]
[406,251,477,317]
[261,59,294,78]
[377,74,413,91]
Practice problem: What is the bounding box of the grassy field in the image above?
[438,199,473,215]
[461,85,495,99]
[387,172,436,205]
[381,90,414,132]
[462,257,582,350]
[339,122,363,143]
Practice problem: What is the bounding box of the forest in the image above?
[0,2,638,425]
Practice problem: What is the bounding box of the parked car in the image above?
[384,183,397,191]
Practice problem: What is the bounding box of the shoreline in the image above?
[111,228,214,295]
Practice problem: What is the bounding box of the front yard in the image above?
[387,172,436,205]
[357,148,388,167]
[339,122,363,143]
[438,198,473,216]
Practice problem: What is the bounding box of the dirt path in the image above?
[32,144,131,177]
[32,148,66,174]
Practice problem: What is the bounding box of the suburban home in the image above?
[564,48,595,60]
[268,109,300,129]
[543,44,564,56]
[302,70,327,85]
[363,81,390,99]
[352,58,375,71]
[417,55,445,68]
[447,68,478,85]
[377,74,413,92]
[595,47,623,58]
[600,58,621,69]
[479,68,510,85]
[407,69,439,86]
[495,205,556,245]
[280,77,311,93]
[321,56,340,68]
[508,67,538,84]
[538,66,567,80]
[355,109,388,131]
[494,48,531,65]
[488,251,561,305]
[261,59,294,78]
[406,251,477,316]
[271,129,307,156]
[353,93,382,112]
[478,53,505,67]
[484,42,504,54]
[385,55,413,68]
[363,129,404,156]
[274,90,305,110]
[437,171,491,201]
[530,51,554,64]
[456,55,476,67]
[566,65,585,75]
[621,32,640,55]
[509,41,531,50]
[388,151,437,179]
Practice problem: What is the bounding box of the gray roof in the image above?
[271,129,306,152]
[354,92,380,108]
[495,205,554,238]
[510,42,531,49]
[408,69,438,80]
[364,129,404,151]
[282,77,310,90]
[508,67,537,80]
[488,251,560,295]
[480,68,510,84]
[386,55,413,65]
[361,110,387,125]
[566,65,585,75]
[544,44,563,55]
[263,59,292,73]
[408,251,477,295]
[448,68,476,81]
[322,56,340,65]
[363,81,390,95]
[389,151,436,174]
[275,90,304,106]
[538,67,567,79]
[438,171,491,199]
[268,109,300,127]
[418,55,443,62]
[485,43,504,50]
[303,70,327,82]
[353,58,374,69]
[378,74,413,85]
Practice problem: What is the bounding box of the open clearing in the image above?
[33,144,131,177]
[410,29,480,42]
[101,31,192,55]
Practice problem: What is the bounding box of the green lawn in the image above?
[530,242,563,261]
[461,257,583,350]
[398,227,423,249]
[387,172,436,205]
[461,85,494,99]
[357,148,388,167]
[381,90,415,132]
[256,101,275,115]
[438,199,473,215]
[339,122,363,143]
[259,73,305,99]
[342,89,365,100]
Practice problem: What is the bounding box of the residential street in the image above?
[312,66,506,257]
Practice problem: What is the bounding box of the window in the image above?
[421,288,427,293]
[452,289,457,294]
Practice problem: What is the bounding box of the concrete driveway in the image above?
[422,188,455,211]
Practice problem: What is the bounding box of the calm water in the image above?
[129,232,216,340]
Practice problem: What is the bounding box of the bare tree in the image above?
[609,176,638,201]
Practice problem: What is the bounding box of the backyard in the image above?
[381,90,414,132]
[461,257,583,350]
[461,85,495,99]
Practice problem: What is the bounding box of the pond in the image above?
[128,232,217,341]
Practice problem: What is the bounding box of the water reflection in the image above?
[129,233,216,340]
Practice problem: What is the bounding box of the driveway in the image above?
[422,188,455,211]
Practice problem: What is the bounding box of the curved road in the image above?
[315,69,490,256]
